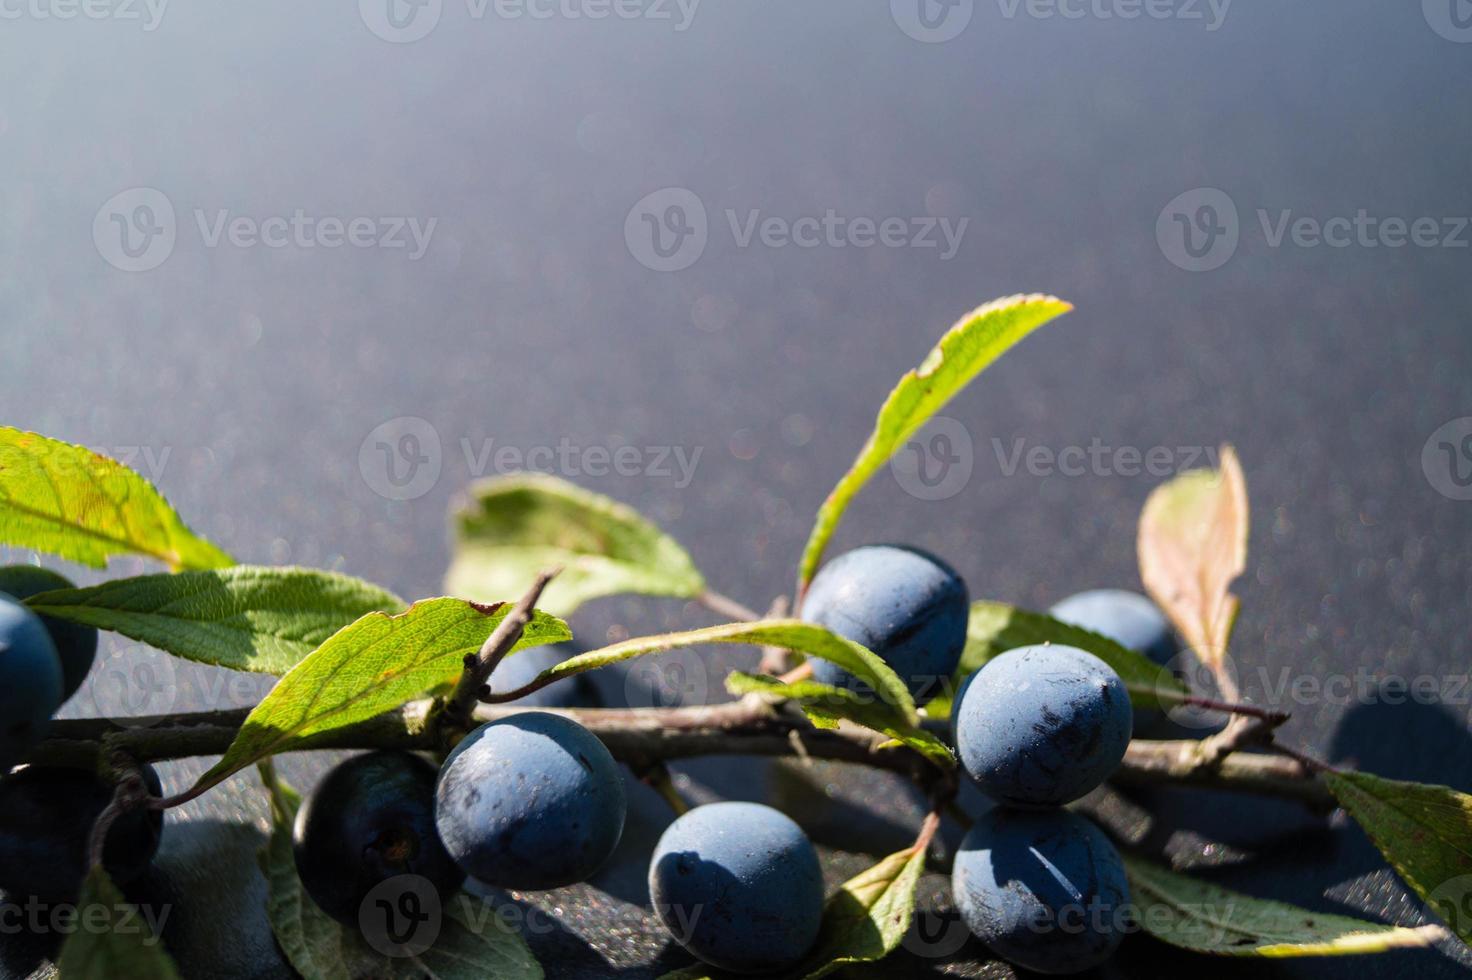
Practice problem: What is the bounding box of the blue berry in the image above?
[0,763,164,902]
[294,750,464,925]
[955,645,1132,806]
[487,643,599,709]
[1049,589,1178,667]
[0,595,63,773]
[648,802,824,974]
[435,712,625,890]
[0,566,99,702]
[952,807,1129,974]
[802,545,969,705]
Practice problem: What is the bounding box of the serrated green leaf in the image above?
[725,672,953,766]
[797,295,1072,590]
[0,427,233,571]
[925,600,1188,719]
[445,472,705,617]
[1125,855,1446,956]
[258,764,543,980]
[1138,445,1247,671]
[1325,770,1472,946]
[191,598,570,794]
[54,865,182,980]
[514,619,918,726]
[658,844,927,980]
[25,566,405,674]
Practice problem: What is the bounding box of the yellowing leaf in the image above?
[1137,445,1248,670]
[0,427,232,570]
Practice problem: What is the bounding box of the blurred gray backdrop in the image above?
[2,0,1471,977]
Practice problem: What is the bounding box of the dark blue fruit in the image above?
[293,750,465,926]
[0,763,164,902]
[487,643,599,709]
[649,801,824,974]
[953,807,1129,975]
[955,645,1132,806]
[802,545,969,705]
[435,712,625,890]
[1049,589,1178,667]
[0,566,100,702]
[0,596,63,773]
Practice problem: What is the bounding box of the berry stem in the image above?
[696,590,763,623]
[435,567,561,743]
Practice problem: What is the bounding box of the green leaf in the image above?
[658,844,927,980]
[517,619,919,726]
[796,295,1072,590]
[54,865,182,979]
[1325,770,1472,946]
[725,672,953,766]
[258,763,543,980]
[1138,445,1248,671]
[1125,855,1446,956]
[258,765,354,980]
[24,566,405,674]
[191,598,570,794]
[0,427,233,571]
[925,600,1189,718]
[797,844,929,978]
[445,472,705,617]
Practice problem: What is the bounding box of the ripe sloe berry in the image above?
[0,565,99,702]
[648,801,824,974]
[802,545,968,705]
[955,645,1132,806]
[434,712,625,890]
[0,763,164,902]
[293,750,465,925]
[953,806,1129,975]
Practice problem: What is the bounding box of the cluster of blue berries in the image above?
[946,587,1179,974]
[804,548,1183,975]
[0,566,157,905]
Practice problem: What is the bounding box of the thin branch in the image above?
[437,567,561,739]
[36,701,1334,811]
[86,753,149,867]
[697,590,763,623]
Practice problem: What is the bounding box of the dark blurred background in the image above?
[2,0,1471,976]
